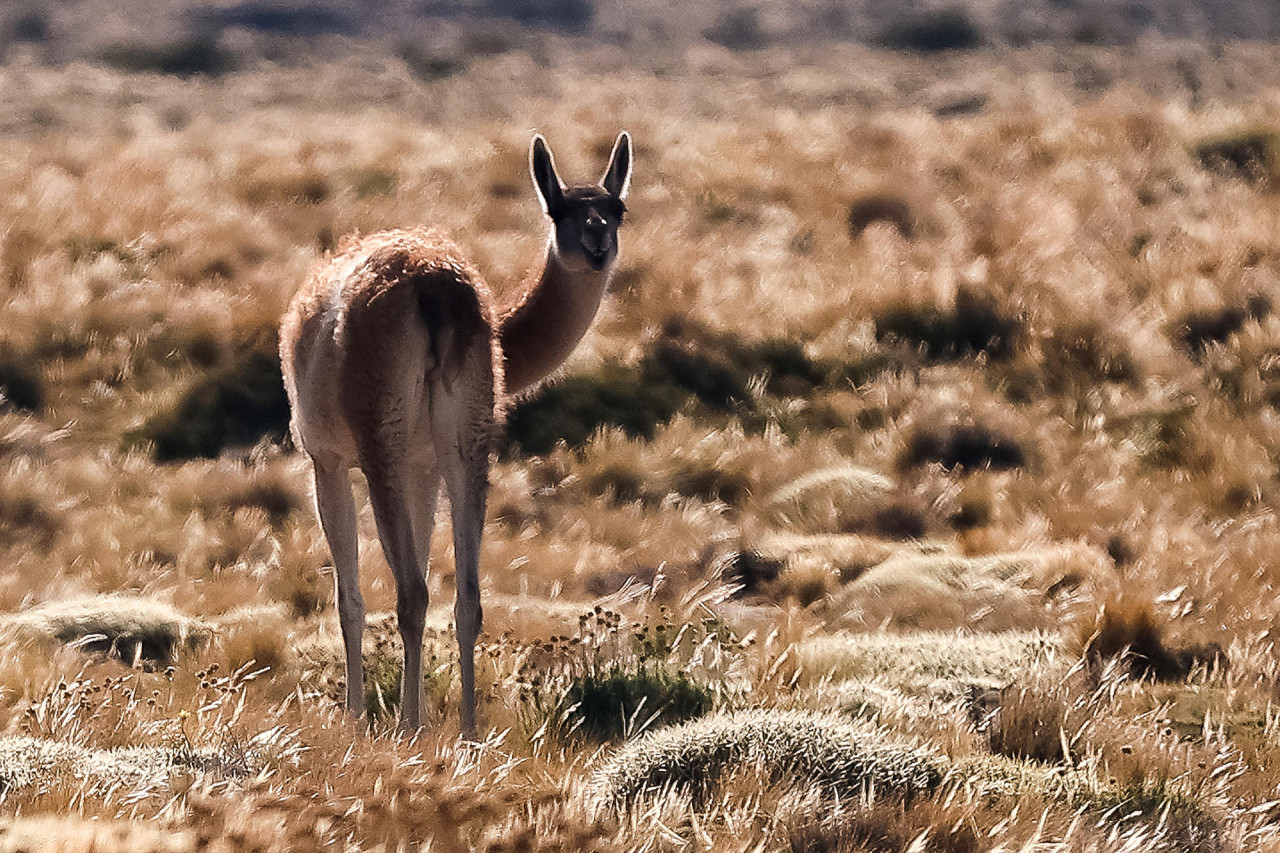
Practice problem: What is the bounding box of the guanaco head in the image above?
[530,132,632,273]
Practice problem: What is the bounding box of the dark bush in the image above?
[189,2,357,36]
[11,10,49,42]
[396,43,465,82]
[877,7,985,52]
[565,665,713,741]
[505,323,840,456]
[0,358,42,413]
[1195,128,1280,186]
[641,340,749,412]
[650,319,829,400]
[487,0,595,32]
[703,7,767,50]
[503,364,684,456]
[904,423,1027,472]
[876,289,1019,361]
[99,35,237,77]
[848,192,916,239]
[719,550,783,597]
[1082,598,1228,682]
[1175,295,1271,355]
[137,350,291,462]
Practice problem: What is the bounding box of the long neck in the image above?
[498,241,611,396]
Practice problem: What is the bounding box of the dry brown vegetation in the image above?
[2,7,1280,850]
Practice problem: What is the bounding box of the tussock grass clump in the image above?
[798,630,1061,699]
[985,678,1077,764]
[1,596,211,667]
[650,320,829,401]
[833,551,1041,631]
[767,466,915,537]
[137,350,291,462]
[0,477,62,550]
[1194,127,1280,186]
[506,323,837,456]
[590,710,944,808]
[716,549,783,596]
[0,736,212,792]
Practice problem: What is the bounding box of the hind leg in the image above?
[434,394,494,741]
[311,454,364,719]
[360,442,429,732]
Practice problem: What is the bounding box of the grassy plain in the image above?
[1,24,1280,852]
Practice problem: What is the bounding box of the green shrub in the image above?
[135,350,290,462]
[877,7,985,52]
[591,710,944,807]
[565,666,713,741]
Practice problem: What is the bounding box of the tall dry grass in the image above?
[0,27,1279,852]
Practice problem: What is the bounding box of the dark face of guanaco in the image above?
[531,132,632,273]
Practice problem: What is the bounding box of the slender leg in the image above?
[311,456,364,719]
[362,450,429,733]
[436,419,492,741]
[408,461,441,585]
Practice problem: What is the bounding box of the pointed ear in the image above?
[600,131,632,200]
[530,135,564,216]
